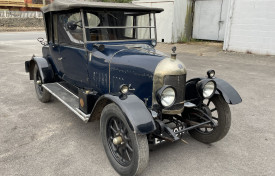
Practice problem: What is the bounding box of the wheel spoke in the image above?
[125,149,131,160]
[110,125,117,133]
[207,100,210,106]
[111,144,118,152]
[106,116,134,166]
[212,116,218,120]
[211,108,217,112]
[117,146,123,155]
[126,143,133,152]
[121,124,126,133]
[113,119,120,131]
[124,135,130,141]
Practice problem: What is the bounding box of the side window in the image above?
[57,12,84,45]
[86,12,106,41]
[136,14,150,39]
[87,13,100,27]
[124,16,134,38]
[45,13,53,43]
[53,14,58,44]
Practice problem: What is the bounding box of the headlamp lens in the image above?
[160,87,176,107]
[120,85,129,94]
[203,81,215,98]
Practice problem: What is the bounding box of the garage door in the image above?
[192,0,229,41]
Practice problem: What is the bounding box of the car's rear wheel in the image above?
[100,103,149,176]
[189,95,231,143]
[33,65,51,103]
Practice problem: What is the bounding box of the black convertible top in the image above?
[41,0,164,13]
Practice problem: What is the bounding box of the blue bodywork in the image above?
[26,5,241,137]
[44,41,166,108]
[95,94,156,134]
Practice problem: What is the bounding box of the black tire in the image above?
[33,65,51,103]
[189,95,231,144]
[100,103,149,176]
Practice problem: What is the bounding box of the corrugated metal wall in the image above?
[223,0,275,55]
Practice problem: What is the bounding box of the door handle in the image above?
[58,57,63,61]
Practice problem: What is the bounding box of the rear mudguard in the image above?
[89,94,156,135]
[185,77,242,105]
[25,56,54,83]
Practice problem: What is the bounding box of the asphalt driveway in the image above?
[0,32,274,176]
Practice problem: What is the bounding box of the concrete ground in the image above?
[0,32,274,176]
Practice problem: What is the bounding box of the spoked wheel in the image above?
[100,103,149,176]
[189,95,231,143]
[33,65,51,103]
[107,116,134,166]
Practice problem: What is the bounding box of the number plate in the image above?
[154,126,185,145]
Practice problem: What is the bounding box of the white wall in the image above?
[224,0,275,55]
[172,0,193,43]
[133,0,192,43]
[133,0,174,43]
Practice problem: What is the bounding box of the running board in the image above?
[42,83,90,122]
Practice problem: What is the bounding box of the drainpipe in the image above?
[223,0,236,51]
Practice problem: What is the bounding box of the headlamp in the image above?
[156,85,176,107]
[197,80,216,99]
[120,84,129,94]
[207,70,215,78]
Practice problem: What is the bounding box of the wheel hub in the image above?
[113,136,123,145]
[36,80,42,85]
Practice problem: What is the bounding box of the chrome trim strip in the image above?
[108,48,129,93]
[75,108,91,119]
[154,13,157,41]
[85,26,155,29]
[42,84,89,123]
[86,39,155,43]
[80,9,87,45]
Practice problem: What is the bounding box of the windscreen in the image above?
[84,11,156,41]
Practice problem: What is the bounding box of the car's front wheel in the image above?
[100,103,149,176]
[33,65,51,103]
[189,95,231,144]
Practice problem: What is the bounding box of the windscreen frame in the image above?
[82,9,157,43]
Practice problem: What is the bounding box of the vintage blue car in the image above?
[25,0,242,175]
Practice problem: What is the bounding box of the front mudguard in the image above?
[90,94,156,135]
[185,77,242,105]
[25,56,54,83]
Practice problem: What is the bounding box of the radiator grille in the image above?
[163,75,186,110]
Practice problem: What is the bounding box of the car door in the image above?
[47,13,63,76]
[56,12,89,88]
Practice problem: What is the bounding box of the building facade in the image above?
[0,0,52,11]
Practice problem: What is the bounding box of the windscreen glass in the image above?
[85,11,155,41]
[58,12,84,45]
